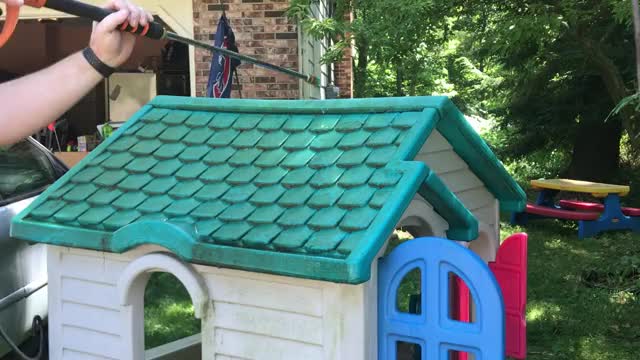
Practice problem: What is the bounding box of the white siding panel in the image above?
[204,273,323,316]
[213,302,322,345]
[61,302,121,336]
[62,326,121,359]
[473,204,499,226]
[438,170,485,193]
[416,151,468,174]
[49,248,65,360]
[62,349,116,360]
[60,252,127,285]
[397,196,449,238]
[456,188,495,211]
[50,246,377,360]
[422,131,453,153]
[214,328,323,360]
[61,277,119,310]
[417,132,502,257]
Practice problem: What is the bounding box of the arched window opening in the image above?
[144,272,201,351]
[117,252,208,360]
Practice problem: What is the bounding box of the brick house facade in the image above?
[333,42,353,98]
[192,0,352,99]
[333,12,353,99]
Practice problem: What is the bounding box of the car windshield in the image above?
[0,141,58,202]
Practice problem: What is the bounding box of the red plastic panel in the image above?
[558,200,640,217]
[525,203,600,220]
[452,277,470,360]
[489,233,528,359]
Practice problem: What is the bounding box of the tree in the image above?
[287,0,368,97]
[287,0,453,98]
[289,0,639,181]
[454,0,637,181]
[633,0,640,86]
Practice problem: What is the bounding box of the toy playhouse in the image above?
[12,96,528,360]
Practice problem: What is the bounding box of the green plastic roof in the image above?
[11,96,523,284]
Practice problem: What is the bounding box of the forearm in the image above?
[0,51,103,146]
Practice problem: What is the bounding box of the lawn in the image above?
[503,220,640,360]
[144,272,199,349]
[143,221,640,358]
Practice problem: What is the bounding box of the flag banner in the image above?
[207,15,241,98]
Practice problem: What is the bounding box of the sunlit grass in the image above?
[502,220,640,359]
[526,302,563,323]
[144,273,200,349]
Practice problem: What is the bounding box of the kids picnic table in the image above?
[512,179,640,239]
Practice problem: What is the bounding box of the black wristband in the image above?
[82,47,116,78]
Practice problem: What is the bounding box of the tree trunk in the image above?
[633,0,640,87]
[577,36,639,152]
[409,68,417,96]
[395,64,404,97]
[352,7,368,98]
[566,111,622,182]
[353,42,368,98]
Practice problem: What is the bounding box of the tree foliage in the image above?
[289,0,639,180]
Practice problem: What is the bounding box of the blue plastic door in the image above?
[378,237,505,359]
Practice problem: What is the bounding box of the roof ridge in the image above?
[11,96,521,283]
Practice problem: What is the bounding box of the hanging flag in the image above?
[207,15,241,98]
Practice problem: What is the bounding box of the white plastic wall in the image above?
[417,130,501,261]
[194,262,370,360]
[46,245,375,360]
[45,186,459,360]
[396,195,449,238]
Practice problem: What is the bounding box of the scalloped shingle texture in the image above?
[12,96,524,283]
[26,109,419,256]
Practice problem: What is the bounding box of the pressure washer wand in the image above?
[0,0,320,86]
[165,32,319,86]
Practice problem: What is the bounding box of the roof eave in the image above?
[11,218,111,251]
[431,97,526,213]
[345,161,430,284]
[418,170,479,241]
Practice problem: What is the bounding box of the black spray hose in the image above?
[0,316,45,360]
[41,0,320,86]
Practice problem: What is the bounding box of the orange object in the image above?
[140,23,150,36]
[0,0,46,48]
[54,152,89,168]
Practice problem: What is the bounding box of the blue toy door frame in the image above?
[378,237,505,360]
[578,194,640,239]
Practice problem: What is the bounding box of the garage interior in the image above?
[0,17,190,154]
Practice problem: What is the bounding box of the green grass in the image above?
[144,272,199,349]
[142,223,640,358]
[502,220,640,360]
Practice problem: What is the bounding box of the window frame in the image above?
[0,137,67,207]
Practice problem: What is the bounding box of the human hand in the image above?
[89,0,153,68]
[0,0,24,6]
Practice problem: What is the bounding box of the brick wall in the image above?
[333,11,352,98]
[192,0,300,99]
[334,45,352,98]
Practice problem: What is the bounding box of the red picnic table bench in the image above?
[512,179,640,239]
